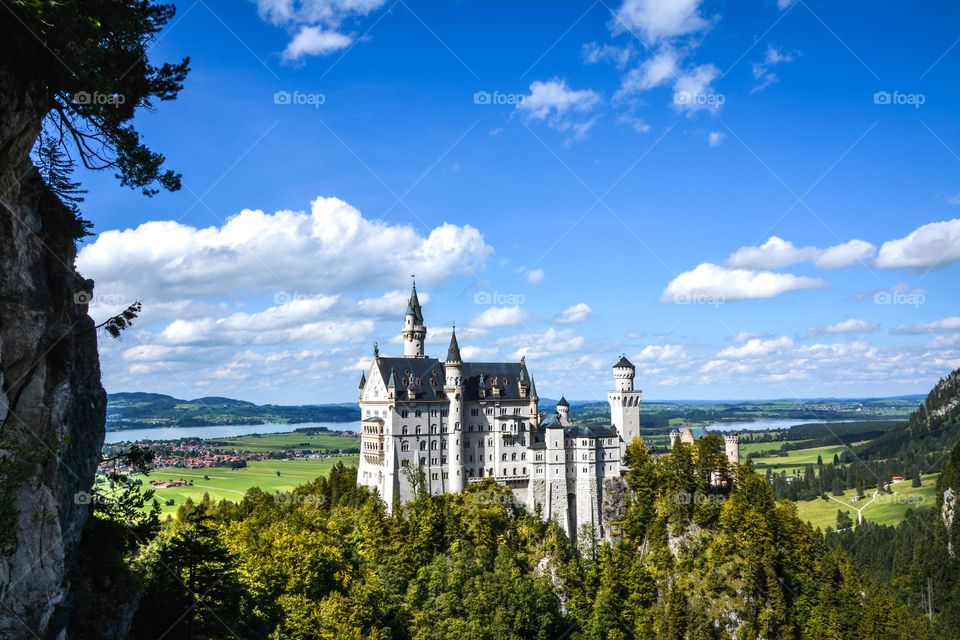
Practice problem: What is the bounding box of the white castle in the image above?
[356,283,644,538]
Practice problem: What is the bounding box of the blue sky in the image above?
[76,0,960,403]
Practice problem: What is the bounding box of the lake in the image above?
[702,418,858,432]
[104,421,362,444]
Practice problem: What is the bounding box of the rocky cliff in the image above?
[0,73,107,639]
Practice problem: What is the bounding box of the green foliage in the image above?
[2,0,190,196]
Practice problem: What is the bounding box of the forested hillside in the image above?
[110,436,930,639]
[107,392,360,430]
[856,368,960,465]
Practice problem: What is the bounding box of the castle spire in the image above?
[401,277,427,357]
[446,324,462,363]
[406,277,423,324]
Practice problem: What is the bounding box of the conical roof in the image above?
[446,327,462,362]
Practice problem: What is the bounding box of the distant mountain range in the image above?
[106,392,360,431]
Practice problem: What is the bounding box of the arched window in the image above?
[511,453,517,461]
[521,453,526,461]
[419,441,426,451]
[401,441,410,452]
[431,424,438,433]
[419,457,426,466]
[416,425,422,434]
[402,426,409,435]
[501,453,508,461]
[431,441,439,450]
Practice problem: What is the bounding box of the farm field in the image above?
[750,444,857,475]
[210,431,360,452]
[792,474,938,529]
[738,438,810,457]
[129,455,359,515]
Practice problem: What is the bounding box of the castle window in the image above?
[431,458,437,465]
[471,409,479,416]
[521,453,526,461]
[401,460,409,467]
[415,410,422,418]
[401,442,410,452]
[401,410,408,418]
[502,453,507,462]
[442,456,447,464]
[416,426,422,434]
[512,467,516,475]
[468,424,474,432]
[431,441,438,450]
[432,473,438,480]
[431,424,437,433]
[469,455,474,462]
[402,426,409,435]
[455,422,460,431]
[488,438,493,447]
[511,453,517,461]
[522,467,526,474]
[420,441,426,451]
[420,457,426,465]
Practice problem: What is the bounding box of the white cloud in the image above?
[78,195,492,303]
[777,0,796,9]
[616,114,651,133]
[727,236,819,269]
[893,316,960,335]
[708,131,726,147]
[633,343,688,362]
[751,44,795,93]
[814,239,876,268]
[256,0,385,61]
[717,336,794,359]
[460,346,499,361]
[517,79,601,140]
[554,303,592,325]
[726,236,876,270]
[526,268,545,284]
[617,45,679,96]
[672,64,722,113]
[505,327,585,360]
[612,0,711,44]
[470,305,529,329]
[582,42,634,68]
[809,318,879,335]
[283,26,352,60]
[876,219,960,269]
[661,263,827,302]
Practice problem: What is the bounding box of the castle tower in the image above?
[607,356,641,456]
[402,280,427,357]
[444,326,464,492]
[556,396,570,425]
[527,374,540,428]
[724,433,740,468]
[543,414,570,537]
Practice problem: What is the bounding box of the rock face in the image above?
[0,72,107,639]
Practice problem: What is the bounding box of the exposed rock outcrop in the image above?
[0,71,107,640]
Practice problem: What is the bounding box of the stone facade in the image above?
[356,284,639,539]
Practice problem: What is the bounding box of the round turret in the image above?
[612,355,635,391]
[556,396,569,423]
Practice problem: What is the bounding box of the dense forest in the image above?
[86,435,934,639]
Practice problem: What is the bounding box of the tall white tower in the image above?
[402,280,426,357]
[724,433,740,468]
[444,326,464,492]
[607,355,641,456]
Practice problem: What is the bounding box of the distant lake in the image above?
[103,421,362,444]
[703,418,859,433]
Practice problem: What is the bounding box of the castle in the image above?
[357,284,741,536]
[356,283,643,538]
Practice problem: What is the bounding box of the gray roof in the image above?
[446,329,462,362]
[406,285,424,324]
[461,362,526,401]
[556,396,569,407]
[538,413,617,438]
[614,355,635,369]
[377,357,446,400]
[359,372,366,389]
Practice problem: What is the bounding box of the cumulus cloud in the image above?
[256,0,385,61]
[616,45,680,96]
[808,318,879,335]
[554,303,592,325]
[504,328,585,361]
[876,219,960,269]
[661,263,826,302]
[283,26,352,60]
[672,64,722,114]
[612,0,711,44]
[717,336,794,359]
[892,316,960,335]
[633,343,688,362]
[727,236,875,270]
[582,42,634,68]
[526,268,545,284]
[78,196,492,303]
[470,305,530,329]
[516,78,602,141]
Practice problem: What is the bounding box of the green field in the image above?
[131,455,359,515]
[792,474,938,530]
[210,431,360,452]
[751,444,856,475]
[738,438,810,457]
